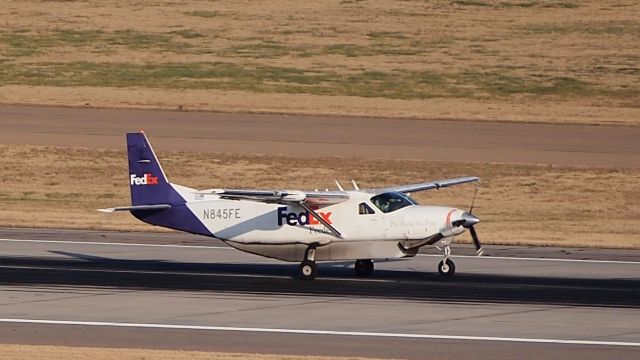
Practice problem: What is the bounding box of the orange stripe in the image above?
[446,209,456,225]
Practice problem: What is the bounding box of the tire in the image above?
[354,259,374,278]
[298,260,318,280]
[438,259,456,277]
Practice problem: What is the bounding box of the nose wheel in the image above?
[438,258,455,277]
[437,245,455,277]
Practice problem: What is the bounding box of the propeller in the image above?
[468,183,483,256]
[443,182,484,256]
[469,225,483,256]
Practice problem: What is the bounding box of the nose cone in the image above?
[460,212,480,228]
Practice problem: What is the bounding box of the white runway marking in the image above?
[0,318,638,347]
[0,238,231,250]
[1,238,639,265]
[416,253,640,265]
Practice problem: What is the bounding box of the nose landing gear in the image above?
[437,245,456,277]
[438,258,455,277]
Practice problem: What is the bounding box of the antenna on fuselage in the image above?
[335,180,344,191]
[351,179,360,190]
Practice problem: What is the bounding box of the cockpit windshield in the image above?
[370,192,417,213]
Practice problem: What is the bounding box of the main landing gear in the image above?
[298,245,318,280]
[437,245,456,277]
[298,260,317,280]
[354,259,374,277]
[297,246,375,280]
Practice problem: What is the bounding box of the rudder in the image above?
[127,132,184,206]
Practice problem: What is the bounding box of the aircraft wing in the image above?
[197,189,350,206]
[378,176,479,194]
[197,189,348,239]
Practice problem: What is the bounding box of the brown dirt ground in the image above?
[1,144,639,249]
[0,344,383,360]
[0,0,638,125]
[1,1,639,248]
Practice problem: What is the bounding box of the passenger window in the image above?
[358,202,375,215]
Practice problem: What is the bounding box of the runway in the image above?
[1,105,639,168]
[0,229,638,359]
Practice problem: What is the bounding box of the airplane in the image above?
[100,132,483,280]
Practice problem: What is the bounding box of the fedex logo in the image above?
[130,173,159,186]
[277,206,332,226]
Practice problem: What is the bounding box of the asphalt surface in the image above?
[2,104,640,358]
[0,229,639,359]
[1,105,639,167]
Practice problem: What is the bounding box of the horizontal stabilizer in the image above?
[98,204,172,213]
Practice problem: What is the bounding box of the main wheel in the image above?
[438,259,456,277]
[298,260,318,280]
[354,259,374,277]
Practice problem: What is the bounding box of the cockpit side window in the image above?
[370,192,416,213]
[358,202,375,215]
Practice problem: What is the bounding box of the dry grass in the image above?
[0,0,638,125]
[0,344,383,360]
[1,144,639,249]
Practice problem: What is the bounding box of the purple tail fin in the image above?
[125,132,212,237]
[127,132,183,206]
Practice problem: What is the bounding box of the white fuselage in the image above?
[182,190,467,262]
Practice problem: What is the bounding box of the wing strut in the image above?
[298,202,343,239]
